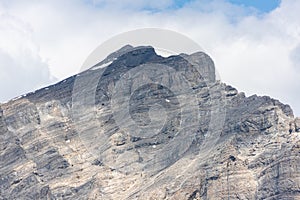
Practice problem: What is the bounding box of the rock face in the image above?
[0,45,299,200]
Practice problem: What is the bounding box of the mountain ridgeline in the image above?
[0,45,299,199]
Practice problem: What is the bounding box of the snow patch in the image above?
[91,61,113,70]
[11,96,22,101]
[154,48,176,58]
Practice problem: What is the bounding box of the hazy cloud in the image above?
[90,0,175,10]
[0,0,300,115]
[0,11,55,102]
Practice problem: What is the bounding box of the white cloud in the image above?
[291,45,300,71]
[0,0,300,116]
[91,0,174,10]
[0,11,56,102]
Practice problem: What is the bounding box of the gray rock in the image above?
[0,46,299,199]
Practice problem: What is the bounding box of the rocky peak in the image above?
[0,45,299,199]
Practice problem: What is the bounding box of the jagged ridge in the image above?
[0,46,299,200]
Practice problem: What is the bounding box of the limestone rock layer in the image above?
[0,46,299,200]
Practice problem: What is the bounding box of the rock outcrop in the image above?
[0,45,299,199]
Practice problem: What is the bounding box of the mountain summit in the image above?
[0,46,299,199]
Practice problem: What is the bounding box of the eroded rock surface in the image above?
[0,46,299,200]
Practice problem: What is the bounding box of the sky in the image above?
[227,0,280,12]
[0,0,300,116]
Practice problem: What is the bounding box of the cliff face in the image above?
[0,46,299,200]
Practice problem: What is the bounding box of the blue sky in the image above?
[173,0,281,12]
[227,0,281,12]
[88,0,281,13]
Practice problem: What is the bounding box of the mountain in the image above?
[0,45,299,200]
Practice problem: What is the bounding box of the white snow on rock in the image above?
[91,61,113,70]
[11,96,22,101]
[154,48,176,58]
